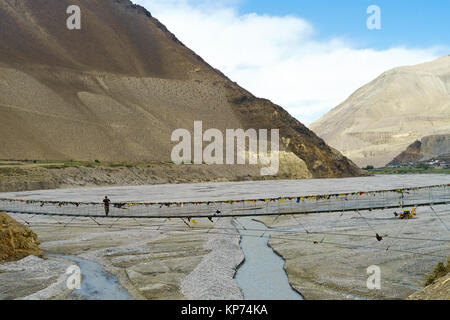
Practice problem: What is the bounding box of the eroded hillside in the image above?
[0,0,363,179]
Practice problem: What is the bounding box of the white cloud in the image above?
[135,0,444,125]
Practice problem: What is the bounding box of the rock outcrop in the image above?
[0,212,43,262]
[390,140,423,164]
[390,134,450,165]
[408,273,450,300]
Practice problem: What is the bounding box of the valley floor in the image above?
[1,175,449,300]
[0,215,243,300]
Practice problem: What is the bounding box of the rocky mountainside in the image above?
[390,140,423,164]
[390,134,450,164]
[310,56,450,168]
[0,0,363,179]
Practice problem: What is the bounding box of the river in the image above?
[54,255,132,300]
[235,217,303,300]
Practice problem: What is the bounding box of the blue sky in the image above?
[238,0,450,50]
[136,0,448,125]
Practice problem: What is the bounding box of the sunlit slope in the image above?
[310,56,450,167]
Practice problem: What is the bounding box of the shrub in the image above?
[417,163,431,170]
[425,258,450,286]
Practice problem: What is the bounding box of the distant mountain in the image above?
[310,56,450,168]
[389,134,450,165]
[0,0,363,178]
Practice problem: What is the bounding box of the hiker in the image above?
[103,196,111,216]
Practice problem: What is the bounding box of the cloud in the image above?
[135,0,444,125]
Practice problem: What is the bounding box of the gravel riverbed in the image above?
[1,174,449,300]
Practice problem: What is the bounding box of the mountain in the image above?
[0,0,363,179]
[310,56,450,168]
[389,134,450,165]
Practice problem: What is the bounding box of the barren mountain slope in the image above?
[0,0,363,178]
[390,134,450,164]
[310,56,450,168]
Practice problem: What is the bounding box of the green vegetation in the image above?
[109,162,127,168]
[363,165,374,170]
[417,163,431,170]
[365,167,450,175]
[0,160,188,170]
[0,162,23,166]
[42,161,85,169]
[425,258,450,286]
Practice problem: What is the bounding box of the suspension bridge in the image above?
[1,183,449,219]
[1,183,449,261]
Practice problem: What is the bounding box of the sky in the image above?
[134,0,449,125]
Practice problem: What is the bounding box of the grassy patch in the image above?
[367,167,450,175]
[62,161,84,167]
[425,258,450,286]
[0,162,23,166]
[42,161,86,169]
[108,162,127,168]
[0,160,181,170]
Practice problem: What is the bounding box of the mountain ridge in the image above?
[0,0,364,178]
[310,55,450,167]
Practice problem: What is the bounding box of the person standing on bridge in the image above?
[103,196,111,217]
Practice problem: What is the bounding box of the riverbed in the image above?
[2,174,449,202]
[1,174,449,300]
